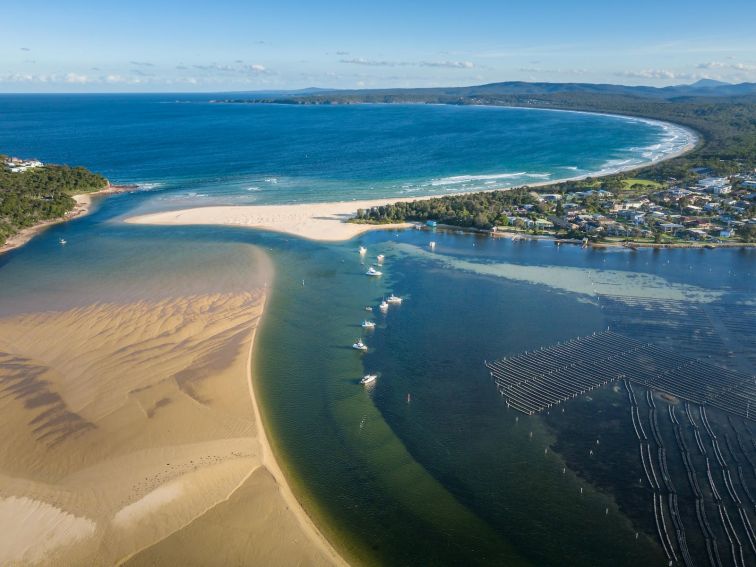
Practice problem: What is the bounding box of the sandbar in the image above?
[126,198,417,242]
[0,255,344,565]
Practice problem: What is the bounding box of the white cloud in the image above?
[0,73,51,83]
[613,69,697,80]
[697,61,756,71]
[65,73,90,83]
[104,74,145,84]
[191,62,271,75]
[341,57,403,67]
[419,60,474,69]
[341,58,474,69]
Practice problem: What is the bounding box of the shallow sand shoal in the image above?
[125,198,419,241]
[0,285,343,565]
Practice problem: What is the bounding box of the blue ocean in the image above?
[0,95,690,212]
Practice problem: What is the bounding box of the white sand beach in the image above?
[126,198,417,242]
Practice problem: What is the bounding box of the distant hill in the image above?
[274,80,756,101]
[689,78,731,88]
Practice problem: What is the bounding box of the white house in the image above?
[5,157,43,173]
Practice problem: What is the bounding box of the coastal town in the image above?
[510,172,756,245]
[351,168,756,247]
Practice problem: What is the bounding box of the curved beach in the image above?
[124,112,697,242]
[125,137,697,243]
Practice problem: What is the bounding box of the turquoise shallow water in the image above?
[1,98,752,566]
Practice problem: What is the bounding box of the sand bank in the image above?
[0,285,342,565]
[126,199,416,242]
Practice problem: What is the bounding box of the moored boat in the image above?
[360,374,377,385]
[352,338,368,351]
[362,320,376,328]
[387,294,402,304]
[365,266,382,276]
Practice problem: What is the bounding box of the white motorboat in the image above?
[387,294,402,304]
[376,254,385,264]
[359,246,367,255]
[429,241,436,249]
[365,266,382,276]
[360,374,377,385]
[362,320,376,329]
[352,338,368,351]
[58,238,67,245]
[379,300,389,312]
[364,306,373,312]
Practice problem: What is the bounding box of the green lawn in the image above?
[621,178,662,190]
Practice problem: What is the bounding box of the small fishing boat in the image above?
[360,374,377,385]
[364,306,373,312]
[359,246,367,255]
[379,300,389,312]
[365,266,382,276]
[362,320,376,329]
[352,338,368,351]
[58,238,67,245]
[387,294,402,304]
[429,241,436,249]
[376,254,385,264]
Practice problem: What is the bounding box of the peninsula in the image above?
[0,155,110,254]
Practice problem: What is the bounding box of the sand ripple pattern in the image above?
[0,291,336,566]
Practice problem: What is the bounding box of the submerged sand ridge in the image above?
[0,284,340,565]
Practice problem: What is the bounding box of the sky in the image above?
[1,0,756,92]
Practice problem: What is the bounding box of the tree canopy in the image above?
[0,158,107,245]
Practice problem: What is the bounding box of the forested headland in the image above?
[0,157,107,246]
